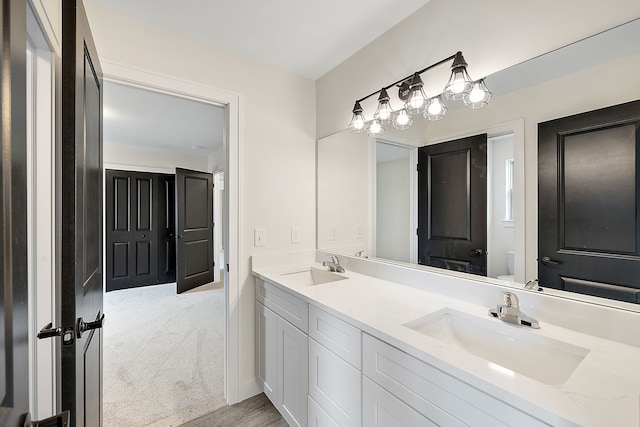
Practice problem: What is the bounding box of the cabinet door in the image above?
[363,377,437,427]
[309,338,361,427]
[256,302,277,402]
[278,316,309,427]
[309,396,341,427]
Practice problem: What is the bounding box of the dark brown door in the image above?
[158,174,177,283]
[538,100,640,304]
[105,170,159,291]
[0,0,30,424]
[418,134,487,275]
[60,0,104,425]
[176,168,214,293]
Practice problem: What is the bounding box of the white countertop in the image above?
[252,260,640,427]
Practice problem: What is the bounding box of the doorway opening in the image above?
[101,79,230,424]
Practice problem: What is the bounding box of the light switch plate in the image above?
[254,228,266,247]
[291,226,301,244]
[329,227,337,241]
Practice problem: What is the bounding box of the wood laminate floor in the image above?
[180,393,288,427]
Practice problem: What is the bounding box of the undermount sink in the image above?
[403,308,590,386]
[280,267,347,286]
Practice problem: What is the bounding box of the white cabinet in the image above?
[255,300,277,402]
[308,395,341,427]
[308,338,361,427]
[278,313,309,427]
[363,333,546,427]
[255,278,309,427]
[308,306,362,427]
[363,377,438,427]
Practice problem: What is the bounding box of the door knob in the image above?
[77,314,105,338]
[141,234,146,238]
[469,248,485,256]
[37,322,62,339]
[540,256,561,265]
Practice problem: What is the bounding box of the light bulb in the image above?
[468,85,485,103]
[352,116,366,130]
[396,112,410,125]
[368,120,382,135]
[428,99,444,115]
[425,96,447,121]
[393,109,413,130]
[463,79,492,109]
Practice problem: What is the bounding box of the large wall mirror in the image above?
[317,18,640,310]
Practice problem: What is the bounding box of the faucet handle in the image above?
[503,292,519,308]
[331,255,339,264]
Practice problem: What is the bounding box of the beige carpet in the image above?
[103,282,227,426]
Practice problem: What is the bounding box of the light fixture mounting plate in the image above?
[398,80,411,101]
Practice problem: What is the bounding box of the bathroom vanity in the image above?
[252,251,640,427]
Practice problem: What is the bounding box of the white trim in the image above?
[26,3,57,418]
[100,59,242,404]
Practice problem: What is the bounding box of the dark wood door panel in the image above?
[176,168,214,293]
[538,99,640,303]
[418,134,487,276]
[0,0,30,424]
[61,0,104,423]
[158,175,176,283]
[106,170,161,291]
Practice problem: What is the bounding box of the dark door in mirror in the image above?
[417,134,488,276]
[538,99,640,303]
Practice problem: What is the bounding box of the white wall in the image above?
[104,143,209,173]
[376,158,410,262]
[317,131,371,255]
[86,3,316,400]
[487,135,514,278]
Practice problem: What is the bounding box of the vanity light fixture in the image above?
[464,78,492,109]
[444,52,474,100]
[373,88,394,124]
[347,51,491,135]
[348,101,367,133]
[425,95,447,121]
[367,118,384,137]
[393,108,414,130]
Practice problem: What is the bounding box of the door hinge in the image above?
[213,261,215,267]
[416,228,419,235]
[416,163,420,172]
[226,263,229,273]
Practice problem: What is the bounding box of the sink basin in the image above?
[280,267,347,286]
[403,308,590,386]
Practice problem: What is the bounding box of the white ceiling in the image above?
[103,81,225,154]
[87,0,430,80]
[96,0,431,155]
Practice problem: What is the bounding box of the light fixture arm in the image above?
[354,52,458,104]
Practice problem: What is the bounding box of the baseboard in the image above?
[238,377,262,403]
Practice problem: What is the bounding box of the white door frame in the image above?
[26,2,57,419]
[100,60,242,404]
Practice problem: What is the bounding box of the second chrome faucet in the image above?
[489,292,539,328]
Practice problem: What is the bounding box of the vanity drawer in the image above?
[309,338,361,427]
[362,333,547,427]
[363,376,438,427]
[309,305,361,369]
[256,278,308,333]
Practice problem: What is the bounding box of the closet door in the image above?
[158,174,177,284]
[106,170,159,291]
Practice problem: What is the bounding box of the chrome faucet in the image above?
[323,255,345,273]
[524,278,542,291]
[354,250,368,258]
[489,292,539,328]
